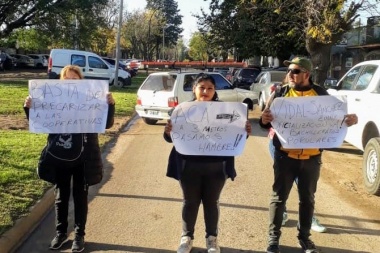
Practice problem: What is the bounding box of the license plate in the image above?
[147,110,159,115]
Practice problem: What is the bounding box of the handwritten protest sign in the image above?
[270,95,348,149]
[170,101,248,156]
[28,79,109,133]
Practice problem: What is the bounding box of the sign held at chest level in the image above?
[28,79,109,133]
[170,101,248,156]
[270,95,348,149]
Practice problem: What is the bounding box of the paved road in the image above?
[14,112,380,253]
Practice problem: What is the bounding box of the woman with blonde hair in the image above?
[24,65,115,252]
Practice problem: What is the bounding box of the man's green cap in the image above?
[284,57,312,72]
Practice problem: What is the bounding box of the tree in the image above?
[12,28,50,52]
[264,0,371,84]
[198,0,379,84]
[196,0,305,62]
[0,0,108,38]
[146,0,183,59]
[188,32,208,61]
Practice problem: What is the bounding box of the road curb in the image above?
[0,187,54,253]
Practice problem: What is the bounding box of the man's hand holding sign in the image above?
[168,101,249,156]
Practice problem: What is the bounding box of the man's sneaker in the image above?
[206,236,220,253]
[311,216,327,233]
[177,236,193,253]
[282,212,289,226]
[49,233,68,249]
[266,244,280,253]
[71,235,85,252]
[298,238,319,253]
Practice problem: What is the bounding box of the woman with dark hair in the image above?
[164,73,252,253]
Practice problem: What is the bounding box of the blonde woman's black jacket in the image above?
[24,104,115,186]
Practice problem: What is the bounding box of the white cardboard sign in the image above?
[28,79,109,133]
[170,101,248,156]
[270,95,348,149]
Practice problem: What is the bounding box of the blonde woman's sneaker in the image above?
[177,236,193,253]
[206,235,220,253]
[282,212,289,226]
[311,217,327,233]
[49,233,68,249]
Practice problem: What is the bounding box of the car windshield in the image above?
[271,72,286,82]
[141,74,177,91]
[242,69,260,78]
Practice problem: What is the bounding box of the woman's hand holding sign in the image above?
[164,120,172,136]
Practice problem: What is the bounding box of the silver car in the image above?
[250,70,287,111]
[28,54,48,68]
[135,71,258,125]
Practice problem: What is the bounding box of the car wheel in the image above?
[142,118,158,125]
[259,95,265,111]
[125,77,132,86]
[362,137,380,196]
[112,77,124,88]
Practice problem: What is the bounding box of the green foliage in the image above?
[188,32,209,61]
[16,28,50,52]
[0,0,108,38]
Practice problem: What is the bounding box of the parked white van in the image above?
[48,49,131,87]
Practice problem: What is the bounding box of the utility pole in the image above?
[114,0,123,86]
[162,26,165,60]
[357,18,361,45]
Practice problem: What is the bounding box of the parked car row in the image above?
[0,52,49,70]
[0,52,16,70]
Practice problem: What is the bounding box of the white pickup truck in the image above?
[327,60,380,196]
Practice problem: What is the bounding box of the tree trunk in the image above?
[306,39,332,87]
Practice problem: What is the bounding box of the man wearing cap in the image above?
[260,56,358,253]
